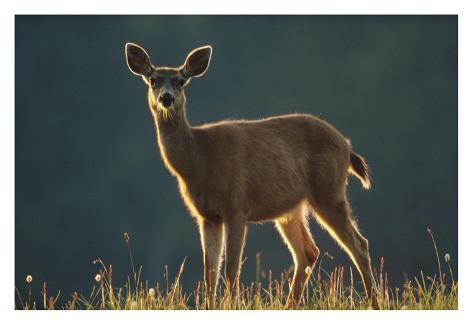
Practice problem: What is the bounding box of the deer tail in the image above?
[349,151,371,190]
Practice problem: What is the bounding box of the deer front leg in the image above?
[199,219,224,309]
[223,218,247,307]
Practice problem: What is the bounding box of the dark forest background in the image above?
[15,16,457,305]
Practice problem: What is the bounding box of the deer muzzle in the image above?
[159,92,175,108]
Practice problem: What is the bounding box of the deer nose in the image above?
[159,93,175,108]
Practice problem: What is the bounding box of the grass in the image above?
[15,229,457,310]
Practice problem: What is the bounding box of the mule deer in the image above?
[125,43,379,309]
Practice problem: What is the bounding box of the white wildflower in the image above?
[445,253,451,263]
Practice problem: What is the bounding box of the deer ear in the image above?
[182,45,212,78]
[125,43,153,77]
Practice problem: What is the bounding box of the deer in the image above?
[125,43,380,310]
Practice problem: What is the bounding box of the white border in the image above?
[0,0,465,15]
[1,0,470,324]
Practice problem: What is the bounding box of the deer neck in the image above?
[152,101,196,179]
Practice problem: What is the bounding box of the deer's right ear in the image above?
[125,43,153,77]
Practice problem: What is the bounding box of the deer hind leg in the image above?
[309,194,379,309]
[275,205,320,308]
[199,219,224,309]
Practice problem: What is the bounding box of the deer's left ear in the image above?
[182,45,212,78]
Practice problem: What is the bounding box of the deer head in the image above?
[125,43,212,117]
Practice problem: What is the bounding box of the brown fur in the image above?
[125,43,379,309]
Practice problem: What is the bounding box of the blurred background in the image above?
[15,16,457,306]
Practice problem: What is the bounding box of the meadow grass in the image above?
[15,229,457,310]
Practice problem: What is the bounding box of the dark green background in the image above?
[15,16,457,306]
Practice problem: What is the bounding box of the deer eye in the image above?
[178,78,187,87]
[149,78,157,89]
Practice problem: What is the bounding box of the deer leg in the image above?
[275,208,319,308]
[199,219,224,309]
[223,218,247,306]
[310,196,379,309]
